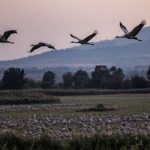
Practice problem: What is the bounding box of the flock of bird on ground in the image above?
[0,20,147,53]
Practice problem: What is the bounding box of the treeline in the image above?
[0,65,150,90]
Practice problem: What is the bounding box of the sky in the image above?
[0,0,149,60]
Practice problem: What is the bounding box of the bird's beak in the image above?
[51,46,56,50]
[52,46,56,50]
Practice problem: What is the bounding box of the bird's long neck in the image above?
[116,35,125,38]
[8,41,14,44]
[0,40,14,44]
[86,42,94,45]
[70,41,80,43]
[133,37,142,41]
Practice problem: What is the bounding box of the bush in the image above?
[42,89,150,96]
[79,103,115,112]
[0,134,149,150]
[31,136,63,150]
[0,90,61,105]
[41,71,55,89]
[1,68,26,89]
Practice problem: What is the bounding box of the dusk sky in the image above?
[0,0,149,60]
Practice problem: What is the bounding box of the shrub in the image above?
[0,90,60,105]
[41,71,55,89]
[79,103,115,112]
[1,68,26,89]
[0,134,149,150]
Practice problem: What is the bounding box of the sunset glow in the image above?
[0,0,149,60]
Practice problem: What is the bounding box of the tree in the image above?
[41,71,55,89]
[91,65,110,88]
[122,79,131,89]
[24,78,41,89]
[62,72,73,89]
[131,75,148,89]
[73,70,90,88]
[109,67,124,89]
[146,66,150,81]
[0,80,2,89]
[2,67,26,89]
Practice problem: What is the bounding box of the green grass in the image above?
[0,93,149,119]
[0,89,150,117]
[60,94,150,115]
[0,91,150,149]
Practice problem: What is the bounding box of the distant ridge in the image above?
[0,27,150,69]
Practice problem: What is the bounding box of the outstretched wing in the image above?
[83,30,98,42]
[29,42,44,53]
[45,43,56,50]
[1,30,17,40]
[120,22,129,35]
[129,20,146,37]
[70,34,81,41]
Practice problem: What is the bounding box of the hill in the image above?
[0,27,150,70]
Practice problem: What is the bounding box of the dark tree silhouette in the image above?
[73,70,90,88]
[2,67,26,89]
[24,78,41,89]
[109,67,124,89]
[146,66,150,81]
[131,75,148,89]
[122,79,132,89]
[91,65,110,88]
[62,72,73,89]
[41,71,55,89]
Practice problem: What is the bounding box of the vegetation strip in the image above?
[0,90,60,105]
[0,134,149,150]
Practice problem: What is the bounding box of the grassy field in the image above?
[0,91,149,148]
[60,94,150,115]
[0,93,149,119]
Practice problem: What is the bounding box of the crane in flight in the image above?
[70,30,98,45]
[0,30,17,44]
[116,20,146,41]
[29,42,56,53]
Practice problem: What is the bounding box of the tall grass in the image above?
[38,89,150,96]
[0,90,60,105]
[0,133,149,150]
[1,89,150,97]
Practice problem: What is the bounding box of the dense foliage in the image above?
[0,65,150,89]
[0,90,60,105]
[62,72,73,89]
[41,71,55,89]
[0,133,149,150]
[1,67,26,89]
